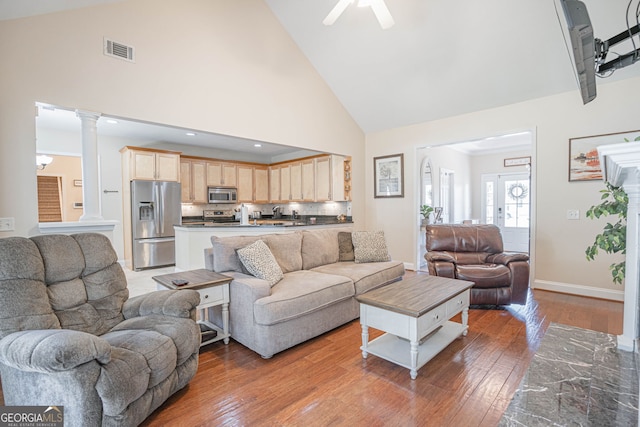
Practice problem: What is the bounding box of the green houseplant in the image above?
[420,205,434,224]
[585,182,628,284]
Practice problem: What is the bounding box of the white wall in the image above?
[0,0,364,242]
[367,76,640,301]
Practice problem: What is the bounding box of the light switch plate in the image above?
[0,217,15,231]
[567,210,580,220]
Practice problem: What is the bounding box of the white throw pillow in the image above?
[237,240,284,286]
[352,231,391,263]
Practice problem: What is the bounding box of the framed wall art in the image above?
[569,129,640,181]
[374,153,404,198]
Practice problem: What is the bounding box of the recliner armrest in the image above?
[425,251,456,263]
[0,329,111,373]
[123,289,201,320]
[486,252,529,265]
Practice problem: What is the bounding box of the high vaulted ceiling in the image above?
[3,0,640,136]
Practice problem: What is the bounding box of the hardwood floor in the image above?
[0,272,624,426]
[140,273,623,427]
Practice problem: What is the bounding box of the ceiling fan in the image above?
[323,0,395,30]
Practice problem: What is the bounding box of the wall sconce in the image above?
[36,154,53,170]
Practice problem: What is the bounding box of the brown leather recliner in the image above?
[425,224,529,305]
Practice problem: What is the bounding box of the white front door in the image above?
[496,173,530,253]
[482,172,530,253]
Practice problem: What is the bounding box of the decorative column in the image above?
[597,143,640,352]
[76,110,103,221]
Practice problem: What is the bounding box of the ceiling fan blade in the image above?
[370,0,394,29]
[323,0,354,26]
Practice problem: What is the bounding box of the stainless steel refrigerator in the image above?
[131,180,181,270]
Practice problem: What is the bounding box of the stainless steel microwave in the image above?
[208,187,237,204]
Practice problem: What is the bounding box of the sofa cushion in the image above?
[311,261,405,295]
[456,264,511,288]
[338,232,355,262]
[0,237,61,339]
[111,314,200,366]
[237,240,285,286]
[211,235,262,273]
[263,232,303,273]
[253,270,354,326]
[101,329,177,388]
[352,231,391,263]
[96,346,150,416]
[301,229,341,270]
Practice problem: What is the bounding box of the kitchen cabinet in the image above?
[254,166,269,203]
[269,166,281,202]
[301,159,315,201]
[290,161,302,201]
[180,158,207,203]
[121,147,180,182]
[316,155,346,202]
[207,161,237,187]
[237,164,254,202]
[280,164,291,202]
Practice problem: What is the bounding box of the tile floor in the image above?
[124,265,175,297]
[500,323,639,426]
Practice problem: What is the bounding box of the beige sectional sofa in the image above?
[204,228,405,358]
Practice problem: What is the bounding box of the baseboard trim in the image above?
[533,279,624,302]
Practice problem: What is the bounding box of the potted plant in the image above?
[585,182,628,284]
[420,205,434,225]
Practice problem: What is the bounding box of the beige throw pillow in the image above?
[352,231,391,263]
[237,240,284,286]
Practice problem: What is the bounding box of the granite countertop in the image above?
[177,215,352,228]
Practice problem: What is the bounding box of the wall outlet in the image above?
[567,209,580,220]
[0,217,15,231]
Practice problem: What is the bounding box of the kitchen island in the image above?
[174,218,353,271]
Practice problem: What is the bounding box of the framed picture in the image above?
[569,130,640,181]
[374,153,404,198]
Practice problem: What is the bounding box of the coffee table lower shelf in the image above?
[361,321,467,378]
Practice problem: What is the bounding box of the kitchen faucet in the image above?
[272,206,282,219]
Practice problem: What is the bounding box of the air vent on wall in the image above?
[103,38,135,62]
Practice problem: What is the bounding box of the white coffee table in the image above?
[356,275,473,379]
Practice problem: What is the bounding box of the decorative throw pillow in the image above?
[236,240,284,286]
[352,231,391,263]
[338,232,355,262]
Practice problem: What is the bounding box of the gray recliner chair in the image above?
[0,233,201,427]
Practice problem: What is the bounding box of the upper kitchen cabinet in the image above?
[289,161,302,201]
[207,161,237,187]
[180,157,207,204]
[254,165,269,203]
[269,165,281,203]
[316,155,346,202]
[121,146,181,182]
[236,164,253,202]
[301,158,315,201]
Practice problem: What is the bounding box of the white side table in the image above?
[153,269,231,346]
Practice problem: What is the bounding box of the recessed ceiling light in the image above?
[254,143,262,148]
[186,132,196,136]
[105,119,118,124]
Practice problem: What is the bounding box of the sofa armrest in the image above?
[425,251,456,263]
[123,289,200,320]
[0,329,111,373]
[486,252,529,265]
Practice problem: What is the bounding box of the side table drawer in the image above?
[446,291,469,316]
[198,286,224,307]
[417,304,447,335]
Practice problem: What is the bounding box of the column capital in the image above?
[75,110,102,122]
